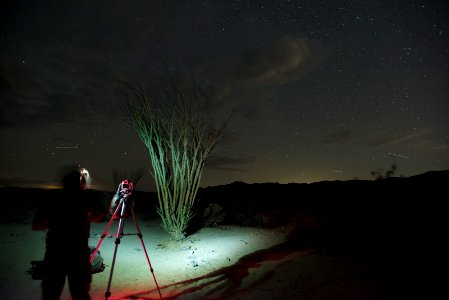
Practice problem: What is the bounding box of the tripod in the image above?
[90,193,162,300]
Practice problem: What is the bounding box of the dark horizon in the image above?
[1,168,447,193]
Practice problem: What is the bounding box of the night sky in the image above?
[1,0,448,192]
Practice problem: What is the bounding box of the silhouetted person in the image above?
[32,165,106,300]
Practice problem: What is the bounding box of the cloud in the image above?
[211,34,326,125]
[0,41,122,128]
[233,34,324,85]
[1,2,327,130]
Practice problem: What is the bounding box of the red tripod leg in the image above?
[90,199,124,263]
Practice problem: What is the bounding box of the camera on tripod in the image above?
[109,179,134,217]
[118,179,134,198]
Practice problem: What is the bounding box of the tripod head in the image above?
[118,179,134,199]
[109,179,135,216]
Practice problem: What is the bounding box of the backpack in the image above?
[89,246,106,274]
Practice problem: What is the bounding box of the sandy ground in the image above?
[0,213,396,300]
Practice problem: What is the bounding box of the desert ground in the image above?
[1,212,399,300]
[2,171,448,300]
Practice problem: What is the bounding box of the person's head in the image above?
[61,164,90,191]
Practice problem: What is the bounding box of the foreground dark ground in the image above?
[1,170,447,299]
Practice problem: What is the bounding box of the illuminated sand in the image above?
[1,216,392,300]
[1,218,290,299]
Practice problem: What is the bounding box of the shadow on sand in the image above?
[119,239,313,299]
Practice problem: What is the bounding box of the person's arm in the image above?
[108,193,122,220]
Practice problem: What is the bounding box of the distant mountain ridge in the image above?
[194,169,448,225]
[1,169,447,228]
